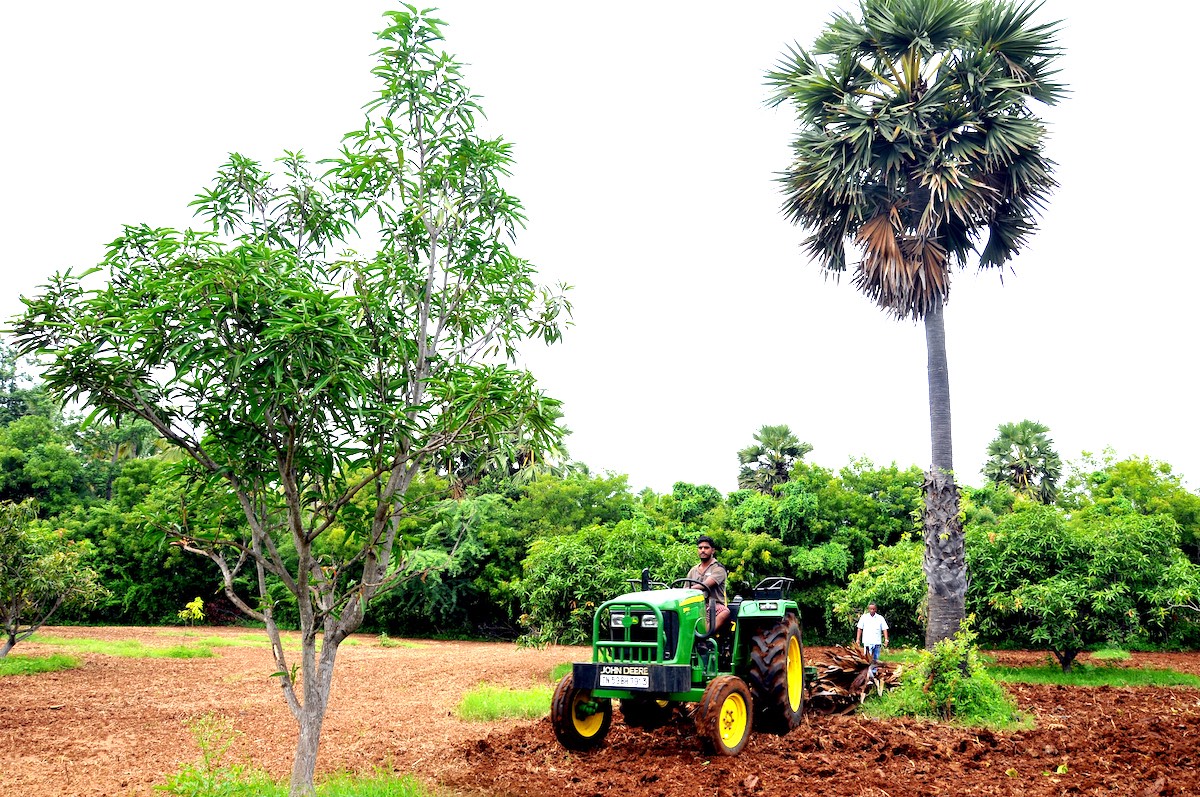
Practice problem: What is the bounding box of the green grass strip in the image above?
[27,636,215,659]
[318,772,430,797]
[457,683,554,721]
[990,665,1200,688]
[0,653,80,676]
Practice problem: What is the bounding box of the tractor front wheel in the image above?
[551,673,612,750]
[695,675,752,755]
[748,613,805,733]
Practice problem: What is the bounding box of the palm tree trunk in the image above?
[922,300,966,649]
[925,300,953,473]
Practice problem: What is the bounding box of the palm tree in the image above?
[983,419,1061,503]
[737,424,814,493]
[768,0,1063,646]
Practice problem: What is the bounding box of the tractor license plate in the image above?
[600,674,649,688]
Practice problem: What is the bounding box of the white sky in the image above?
[2,1,1196,495]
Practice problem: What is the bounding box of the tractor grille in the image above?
[596,605,679,663]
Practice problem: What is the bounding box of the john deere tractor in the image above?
[551,571,806,755]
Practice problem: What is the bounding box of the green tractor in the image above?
[551,571,807,755]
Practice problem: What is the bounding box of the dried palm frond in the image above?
[806,645,902,715]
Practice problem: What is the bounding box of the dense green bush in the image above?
[870,620,1022,727]
[516,518,693,644]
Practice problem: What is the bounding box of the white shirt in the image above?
[857,612,888,645]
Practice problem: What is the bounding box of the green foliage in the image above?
[0,652,79,676]
[962,483,1018,526]
[0,499,109,656]
[517,518,693,644]
[0,344,53,427]
[52,463,234,626]
[157,713,279,797]
[671,482,723,524]
[456,682,553,721]
[1061,451,1200,560]
[983,420,1062,504]
[736,424,812,493]
[871,621,1022,728]
[729,491,777,535]
[178,597,206,625]
[968,504,1200,668]
[0,415,85,515]
[367,494,506,637]
[831,538,926,644]
[507,472,633,536]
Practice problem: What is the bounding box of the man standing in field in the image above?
[856,603,889,661]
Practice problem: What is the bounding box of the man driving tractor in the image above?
[686,535,730,636]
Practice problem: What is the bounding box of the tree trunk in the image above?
[288,636,340,797]
[922,300,966,649]
[924,299,953,474]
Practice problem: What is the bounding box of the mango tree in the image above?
[12,7,568,795]
[0,499,107,657]
[968,505,1200,671]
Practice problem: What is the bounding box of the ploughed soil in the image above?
[2,627,1199,797]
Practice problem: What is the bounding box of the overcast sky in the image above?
[2,1,1196,495]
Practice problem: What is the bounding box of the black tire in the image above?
[551,673,612,750]
[619,697,675,729]
[748,613,805,733]
[695,675,752,756]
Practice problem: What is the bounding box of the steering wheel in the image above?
[670,577,711,596]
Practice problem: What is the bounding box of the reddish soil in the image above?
[2,627,1199,797]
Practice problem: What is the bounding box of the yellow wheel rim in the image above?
[572,693,605,737]
[786,634,803,712]
[717,692,748,749]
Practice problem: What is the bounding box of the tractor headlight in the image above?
[641,614,658,629]
[610,613,624,628]
[759,601,778,611]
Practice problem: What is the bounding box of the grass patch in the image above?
[990,664,1200,688]
[159,713,434,797]
[318,772,430,796]
[376,633,425,649]
[1089,647,1132,662]
[457,683,553,721]
[550,662,572,682]
[875,646,922,666]
[27,636,215,659]
[0,653,80,676]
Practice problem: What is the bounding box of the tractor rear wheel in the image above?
[619,697,675,729]
[551,673,612,750]
[748,613,804,733]
[695,675,752,755]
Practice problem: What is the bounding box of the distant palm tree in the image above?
[983,420,1061,503]
[768,0,1064,647]
[737,424,813,494]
